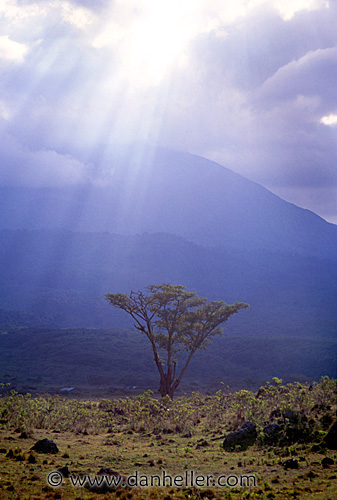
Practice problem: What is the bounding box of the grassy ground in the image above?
[0,380,336,499]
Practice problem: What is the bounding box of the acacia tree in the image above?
[105,284,249,399]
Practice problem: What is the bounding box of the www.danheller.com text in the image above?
[47,469,257,489]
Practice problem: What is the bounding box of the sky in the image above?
[1,0,337,223]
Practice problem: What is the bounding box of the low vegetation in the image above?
[0,377,336,499]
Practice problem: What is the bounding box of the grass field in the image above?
[0,379,336,499]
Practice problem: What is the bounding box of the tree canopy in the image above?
[105,283,249,398]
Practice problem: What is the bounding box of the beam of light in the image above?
[0,101,11,120]
[91,0,196,86]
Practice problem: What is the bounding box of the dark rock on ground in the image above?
[283,458,299,470]
[182,431,192,438]
[57,466,70,478]
[324,422,337,450]
[196,440,209,448]
[269,408,281,420]
[282,410,312,444]
[322,457,334,468]
[283,410,307,424]
[31,438,59,454]
[27,454,36,463]
[223,422,257,451]
[263,423,283,444]
[85,467,128,493]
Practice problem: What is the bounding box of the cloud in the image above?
[0,133,89,187]
[0,0,336,222]
[0,35,28,62]
[253,47,337,108]
[320,113,337,126]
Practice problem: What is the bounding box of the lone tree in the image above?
[105,284,249,399]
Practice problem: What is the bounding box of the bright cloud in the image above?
[0,0,336,222]
[265,0,328,20]
[320,114,337,126]
[0,35,27,62]
[59,1,93,29]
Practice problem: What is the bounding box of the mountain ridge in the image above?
[1,146,336,259]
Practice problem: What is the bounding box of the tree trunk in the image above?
[158,373,176,399]
[158,350,196,399]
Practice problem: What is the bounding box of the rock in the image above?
[321,457,334,468]
[283,458,299,470]
[27,454,36,464]
[223,422,257,451]
[323,422,337,450]
[283,410,307,424]
[85,467,128,493]
[282,410,311,444]
[57,466,70,478]
[182,431,192,438]
[197,440,209,447]
[269,408,281,420]
[97,466,123,477]
[31,439,59,454]
[263,423,283,444]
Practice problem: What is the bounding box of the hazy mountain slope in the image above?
[0,326,335,391]
[1,147,336,388]
[1,147,337,258]
[0,230,336,342]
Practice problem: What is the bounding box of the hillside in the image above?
[0,326,336,393]
[1,147,337,258]
[0,147,336,390]
[0,229,336,337]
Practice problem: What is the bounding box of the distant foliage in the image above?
[0,378,335,444]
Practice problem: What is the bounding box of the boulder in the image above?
[323,422,337,450]
[282,410,311,444]
[283,410,307,424]
[85,467,127,493]
[57,466,70,478]
[223,422,257,451]
[269,408,281,420]
[322,457,334,468]
[263,423,283,444]
[31,438,59,454]
[283,458,299,470]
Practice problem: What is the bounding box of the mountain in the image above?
[0,229,336,336]
[1,146,337,259]
[0,145,336,390]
